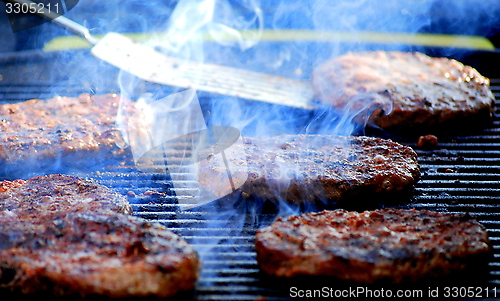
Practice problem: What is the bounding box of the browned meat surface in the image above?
[255,208,492,283]
[0,174,199,297]
[311,51,495,132]
[0,93,136,177]
[0,174,132,217]
[199,135,420,204]
[0,212,200,298]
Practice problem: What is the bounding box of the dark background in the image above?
[1,0,500,53]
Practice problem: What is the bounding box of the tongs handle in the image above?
[4,0,98,45]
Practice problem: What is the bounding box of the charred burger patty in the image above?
[0,174,132,216]
[255,208,492,283]
[0,93,135,177]
[0,174,200,298]
[0,212,200,298]
[311,51,495,132]
[199,134,420,204]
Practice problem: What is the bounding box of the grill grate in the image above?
[409,81,500,288]
[1,81,500,300]
[96,84,500,299]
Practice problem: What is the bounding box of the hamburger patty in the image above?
[311,51,495,132]
[0,174,199,297]
[0,213,200,298]
[255,208,492,283]
[199,135,420,204]
[0,93,135,177]
[0,174,132,217]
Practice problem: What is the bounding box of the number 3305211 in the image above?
[5,2,60,14]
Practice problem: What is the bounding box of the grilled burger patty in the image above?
[255,208,492,283]
[0,174,199,297]
[199,135,420,204]
[0,174,132,217]
[0,93,135,176]
[0,213,200,298]
[311,51,495,131]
